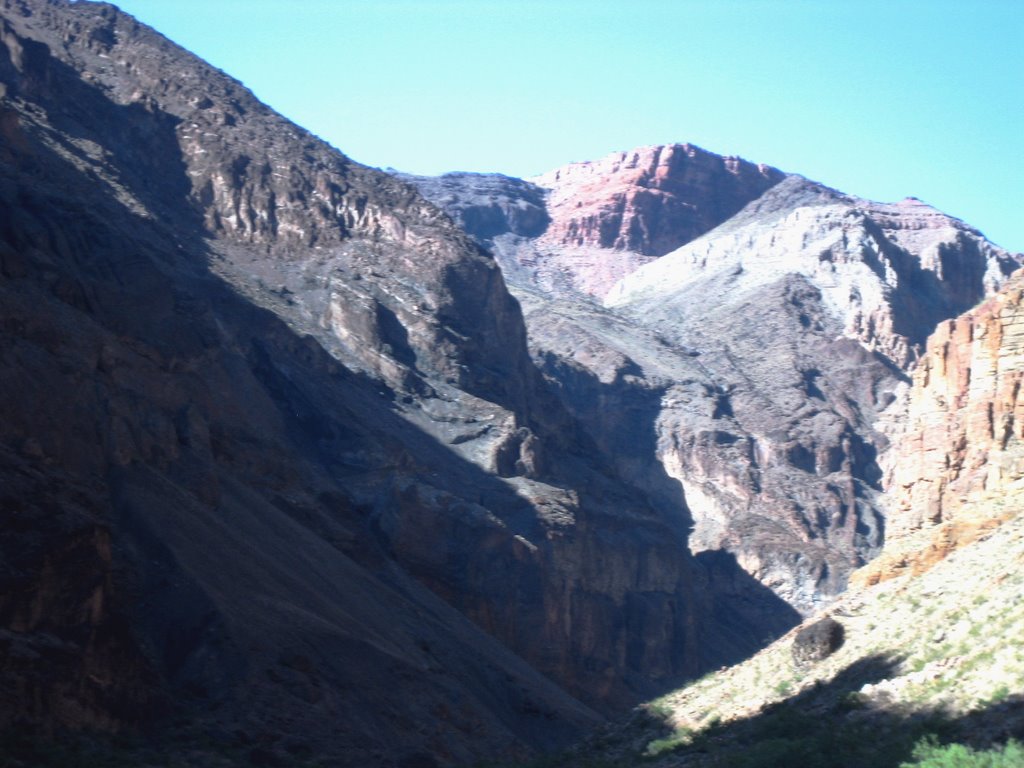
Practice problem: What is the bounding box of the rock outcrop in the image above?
[0,2,808,763]
[598,178,1020,609]
[533,143,785,258]
[608,180,1017,368]
[0,7,606,760]
[409,145,785,300]
[408,165,1021,616]
[855,270,1024,585]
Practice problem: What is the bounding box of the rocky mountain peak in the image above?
[607,176,1020,368]
[3,0,541,417]
[405,143,788,300]
[530,142,786,258]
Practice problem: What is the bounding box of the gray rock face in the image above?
[608,177,1019,368]
[603,177,1020,610]
[395,171,551,244]
[0,2,803,764]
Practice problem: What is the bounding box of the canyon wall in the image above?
[0,3,799,763]
[3,2,1022,764]
[409,167,1021,614]
[601,178,1019,608]
[856,270,1024,585]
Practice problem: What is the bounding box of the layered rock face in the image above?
[409,166,1020,616]
[0,2,808,763]
[0,6,600,762]
[607,179,1017,367]
[599,178,1019,609]
[532,143,785,258]
[4,1,1020,763]
[856,270,1024,585]
[410,145,785,299]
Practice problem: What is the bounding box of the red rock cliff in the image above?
[531,143,785,257]
[857,270,1024,584]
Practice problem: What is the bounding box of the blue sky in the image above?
[112,0,1023,253]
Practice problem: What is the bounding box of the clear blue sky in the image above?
[112,0,1023,253]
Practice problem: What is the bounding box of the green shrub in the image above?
[900,737,1024,768]
[644,729,694,756]
[989,684,1011,704]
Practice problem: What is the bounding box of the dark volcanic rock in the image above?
[0,1,800,764]
[791,617,844,665]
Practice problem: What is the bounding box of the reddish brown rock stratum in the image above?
[532,143,785,257]
[407,144,786,300]
[857,270,1024,585]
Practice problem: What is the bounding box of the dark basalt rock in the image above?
[792,617,845,666]
[0,2,803,764]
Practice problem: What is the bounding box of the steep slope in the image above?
[600,177,1020,610]
[0,3,606,763]
[552,488,1024,767]
[0,1,796,763]
[0,2,814,760]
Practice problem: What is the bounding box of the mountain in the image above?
[402,144,785,299]
[0,2,601,763]
[3,0,1022,765]
[0,1,801,765]
[407,164,1020,615]
[526,273,1024,768]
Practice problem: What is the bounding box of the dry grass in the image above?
[542,484,1024,767]
[653,485,1024,734]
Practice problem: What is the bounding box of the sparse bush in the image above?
[645,729,694,756]
[646,700,672,719]
[899,737,1024,768]
[989,684,1011,704]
